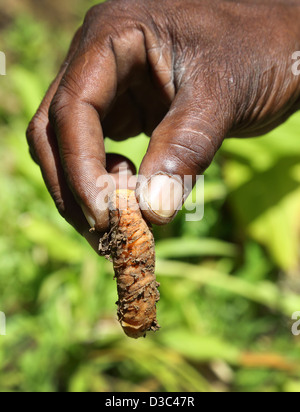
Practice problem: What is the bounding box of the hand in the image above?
[27,0,300,250]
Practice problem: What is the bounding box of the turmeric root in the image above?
[100,189,160,339]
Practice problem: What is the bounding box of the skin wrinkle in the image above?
[167,141,215,171]
[173,48,197,89]
[185,98,229,148]
[57,70,87,100]
[191,128,219,152]
[61,151,105,164]
[51,102,102,149]
[165,153,203,176]
[253,66,281,119]
[168,142,201,158]
[148,45,163,69]
[235,59,300,135]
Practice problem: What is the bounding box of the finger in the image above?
[137,81,234,225]
[28,27,82,139]
[27,27,81,171]
[49,29,146,231]
[26,29,101,250]
[48,48,116,231]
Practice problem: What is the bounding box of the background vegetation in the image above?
[0,0,300,392]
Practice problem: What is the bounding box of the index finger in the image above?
[49,19,148,231]
[49,41,118,231]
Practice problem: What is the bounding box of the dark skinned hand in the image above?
[27,0,300,251]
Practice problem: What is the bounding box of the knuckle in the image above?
[26,111,44,148]
[48,91,70,129]
[83,0,147,37]
[49,73,82,127]
[26,118,36,147]
[26,109,50,165]
[83,4,104,25]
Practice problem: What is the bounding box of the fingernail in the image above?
[81,205,96,228]
[141,174,183,218]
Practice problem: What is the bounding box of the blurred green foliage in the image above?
[0,0,300,393]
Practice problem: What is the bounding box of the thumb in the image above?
[137,83,233,225]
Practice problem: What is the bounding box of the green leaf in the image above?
[105,134,149,170]
[10,66,45,118]
[160,330,240,363]
[226,157,300,270]
[156,259,300,315]
[284,380,300,393]
[156,238,237,259]
[21,216,84,263]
